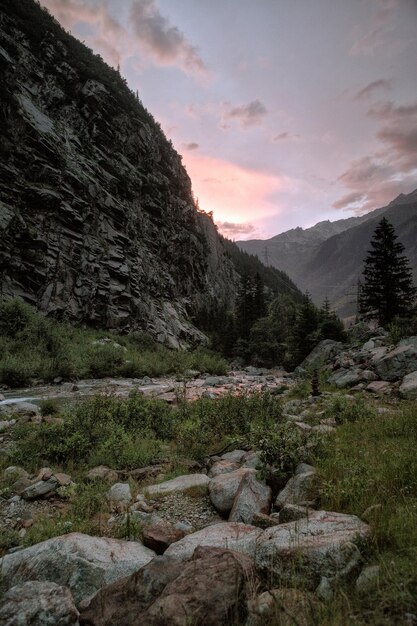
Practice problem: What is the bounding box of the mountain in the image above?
[0,0,244,348]
[238,190,417,317]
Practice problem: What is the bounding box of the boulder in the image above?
[374,345,417,381]
[0,533,156,606]
[247,588,322,626]
[241,451,261,469]
[85,466,119,484]
[164,522,262,562]
[21,477,58,500]
[255,510,370,588]
[279,503,312,523]
[221,449,247,463]
[275,466,317,510]
[209,468,255,516]
[54,473,73,487]
[300,340,344,369]
[0,581,79,626]
[356,565,380,595]
[366,380,391,394]
[11,476,33,496]
[208,459,240,478]
[0,419,16,433]
[329,368,363,388]
[251,512,280,529]
[3,466,29,481]
[399,336,417,349]
[229,472,272,523]
[106,483,132,508]
[142,520,185,554]
[146,474,210,497]
[399,371,417,399]
[37,467,53,481]
[80,547,257,626]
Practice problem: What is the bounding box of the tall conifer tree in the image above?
[359,217,416,325]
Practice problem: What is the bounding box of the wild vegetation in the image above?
[0,298,228,388]
[215,283,346,368]
[316,397,417,625]
[2,383,417,624]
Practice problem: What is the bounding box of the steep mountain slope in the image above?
[305,191,417,316]
[238,190,417,316]
[0,0,240,347]
[238,208,386,283]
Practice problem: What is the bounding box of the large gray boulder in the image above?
[328,367,363,388]
[106,483,132,508]
[208,459,240,478]
[229,472,272,523]
[0,533,156,607]
[399,371,417,399]
[146,474,210,497]
[300,340,344,370]
[0,581,79,626]
[255,510,370,588]
[209,468,256,516]
[164,522,262,561]
[374,345,417,381]
[21,477,59,500]
[275,465,317,509]
[399,336,417,349]
[80,547,257,626]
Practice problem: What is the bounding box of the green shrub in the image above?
[174,391,283,460]
[323,393,376,425]
[0,298,34,338]
[87,344,125,378]
[0,355,33,387]
[9,392,170,470]
[255,422,304,479]
[39,398,60,416]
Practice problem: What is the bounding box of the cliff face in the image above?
[0,0,237,348]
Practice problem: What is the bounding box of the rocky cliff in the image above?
[0,0,237,348]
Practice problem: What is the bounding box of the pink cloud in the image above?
[182,153,286,226]
[129,0,208,78]
[334,99,417,212]
[222,99,268,129]
[40,0,208,79]
[354,78,392,101]
[216,221,259,240]
[40,0,125,66]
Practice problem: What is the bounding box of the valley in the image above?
[0,0,417,624]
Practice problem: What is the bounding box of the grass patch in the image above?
[0,298,228,388]
[316,401,417,623]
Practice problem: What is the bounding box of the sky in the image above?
[39,0,417,239]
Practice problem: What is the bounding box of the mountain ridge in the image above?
[238,189,417,316]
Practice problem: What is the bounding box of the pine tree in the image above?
[359,217,416,326]
[253,272,267,319]
[290,293,320,364]
[319,297,346,342]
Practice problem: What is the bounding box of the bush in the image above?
[0,298,34,338]
[9,392,171,470]
[0,298,229,385]
[39,398,60,416]
[323,394,376,425]
[255,422,304,479]
[0,355,33,387]
[174,391,283,460]
[87,345,125,378]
